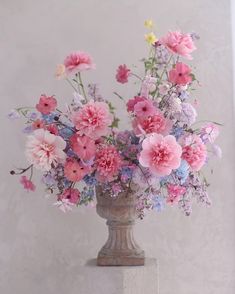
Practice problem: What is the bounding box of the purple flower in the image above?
[8,109,20,120]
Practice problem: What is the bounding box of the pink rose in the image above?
[139,134,182,176]
[36,95,57,115]
[70,134,96,161]
[116,64,131,84]
[161,31,196,59]
[64,51,95,74]
[169,62,192,85]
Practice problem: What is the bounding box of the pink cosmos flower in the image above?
[133,99,156,117]
[64,51,95,74]
[139,134,182,176]
[161,31,196,59]
[72,100,112,139]
[36,95,57,115]
[169,62,192,85]
[59,188,80,204]
[181,135,207,171]
[20,176,36,192]
[32,119,45,130]
[46,124,59,135]
[126,96,146,113]
[116,64,131,84]
[64,159,89,182]
[167,184,186,204]
[95,145,122,182]
[132,112,172,136]
[70,134,96,161]
[200,123,219,144]
[25,129,66,171]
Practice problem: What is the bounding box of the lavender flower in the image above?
[175,103,197,126]
[8,109,21,120]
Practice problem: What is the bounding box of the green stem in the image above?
[66,78,77,92]
[78,72,87,102]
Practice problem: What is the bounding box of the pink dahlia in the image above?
[72,101,112,139]
[70,134,96,161]
[126,96,146,113]
[95,145,122,182]
[161,31,196,59]
[132,112,172,136]
[169,62,192,85]
[64,159,89,182]
[36,95,57,115]
[181,135,207,171]
[20,176,36,192]
[59,188,80,204]
[25,129,66,171]
[133,99,156,117]
[64,51,95,74]
[116,64,131,84]
[167,184,186,204]
[139,134,182,176]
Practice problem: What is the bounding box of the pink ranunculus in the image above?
[139,134,182,176]
[72,100,112,139]
[25,129,66,171]
[167,184,186,204]
[133,99,156,117]
[95,145,122,182]
[116,64,131,84]
[46,124,59,135]
[70,134,96,161]
[32,119,45,130]
[181,135,207,171]
[59,188,80,204]
[200,123,219,144]
[169,62,192,85]
[161,31,196,59]
[132,112,172,136]
[36,95,57,115]
[64,159,89,182]
[126,96,146,113]
[64,51,95,74]
[20,176,36,192]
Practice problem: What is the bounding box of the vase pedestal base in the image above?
[97,251,145,266]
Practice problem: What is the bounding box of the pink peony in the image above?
[126,96,146,113]
[59,188,80,204]
[64,159,89,182]
[70,134,96,161]
[167,184,186,204]
[36,95,57,115]
[139,134,182,176]
[169,62,192,85]
[72,100,112,139]
[26,129,66,171]
[200,123,219,144]
[181,135,207,171]
[32,119,45,130]
[64,51,95,74]
[20,176,36,192]
[116,64,131,84]
[133,99,156,117]
[95,145,122,182]
[161,31,196,59]
[132,112,172,136]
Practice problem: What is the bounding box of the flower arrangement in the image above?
[9,21,221,217]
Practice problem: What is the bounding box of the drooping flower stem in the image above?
[66,78,77,92]
[78,72,88,102]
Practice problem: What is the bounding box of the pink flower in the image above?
[36,95,57,115]
[54,199,74,213]
[59,188,80,204]
[25,129,66,171]
[167,184,186,204]
[161,31,196,59]
[139,134,182,176]
[20,176,36,192]
[169,62,192,85]
[70,134,96,161]
[64,159,89,182]
[95,145,122,182]
[72,101,112,139]
[132,112,172,136]
[64,51,95,74]
[32,119,45,130]
[126,96,146,112]
[181,135,207,171]
[200,123,219,144]
[133,99,156,117]
[46,124,59,135]
[116,64,131,84]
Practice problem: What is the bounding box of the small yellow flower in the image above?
[55,64,66,79]
[144,19,154,29]
[145,32,157,45]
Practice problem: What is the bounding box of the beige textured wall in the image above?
[0,0,235,293]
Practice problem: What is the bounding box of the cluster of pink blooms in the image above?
[9,29,221,217]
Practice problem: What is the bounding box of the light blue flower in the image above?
[152,195,165,212]
[175,160,189,184]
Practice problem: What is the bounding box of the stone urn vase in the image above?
[96,186,145,266]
